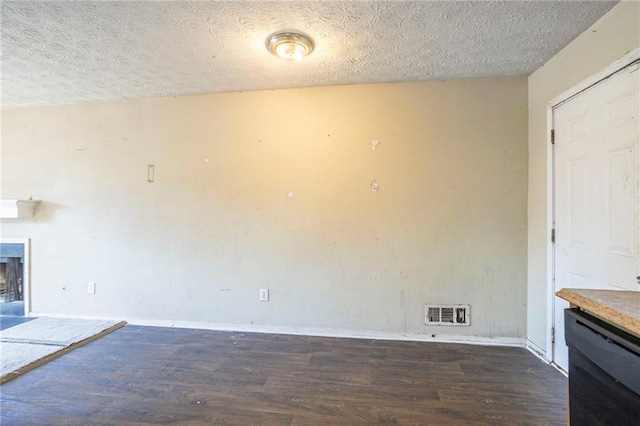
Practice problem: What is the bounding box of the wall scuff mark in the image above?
[370,179,380,192]
[371,139,380,150]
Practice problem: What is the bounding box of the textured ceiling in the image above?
[1,1,617,109]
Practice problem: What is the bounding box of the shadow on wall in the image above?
[26,201,63,223]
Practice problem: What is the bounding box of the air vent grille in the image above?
[427,307,440,323]
[425,304,470,326]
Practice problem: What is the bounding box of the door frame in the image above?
[545,47,640,363]
[0,237,32,316]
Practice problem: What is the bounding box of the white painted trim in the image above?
[550,362,568,378]
[544,47,640,366]
[31,312,526,348]
[0,200,40,219]
[1,237,31,316]
[549,47,640,108]
[545,104,555,361]
[526,339,551,364]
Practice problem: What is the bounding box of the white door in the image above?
[553,62,640,372]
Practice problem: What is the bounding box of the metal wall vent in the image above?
[425,304,470,326]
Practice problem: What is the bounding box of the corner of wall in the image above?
[526,0,640,357]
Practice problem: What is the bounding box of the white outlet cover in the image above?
[87,282,96,294]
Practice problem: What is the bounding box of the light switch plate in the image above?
[259,288,269,302]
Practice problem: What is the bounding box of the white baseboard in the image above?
[129,318,527,347]
[28,312,118,321]
[526,339,552,363]
[550,361,569,377]
[31,312,525,348]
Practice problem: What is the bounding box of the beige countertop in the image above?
[556,288,640,338]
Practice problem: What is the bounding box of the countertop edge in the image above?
[556,288,640,338]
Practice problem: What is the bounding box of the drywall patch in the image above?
[371,139,380,150]
[287,192,294,199]
[370,180,380,192]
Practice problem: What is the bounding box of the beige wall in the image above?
[2,77,528,338]
[527,0,640,354]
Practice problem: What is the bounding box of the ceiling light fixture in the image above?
[266,31,314,61]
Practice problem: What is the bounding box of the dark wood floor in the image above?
[0,326,566,425]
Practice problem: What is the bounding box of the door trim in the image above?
[549,48,640,108]
[545,47,640,363]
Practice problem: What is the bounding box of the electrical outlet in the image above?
[259,288,269,302]
[87,282,96,294]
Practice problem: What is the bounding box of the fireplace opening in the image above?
[0,243,25,317]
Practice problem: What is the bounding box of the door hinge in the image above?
[551,327,555,344]
[550,129,555,144]
[551,228,556,244]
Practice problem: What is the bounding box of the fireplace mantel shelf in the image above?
[1,199,41,219]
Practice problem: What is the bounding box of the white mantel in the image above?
[0,199,40,219]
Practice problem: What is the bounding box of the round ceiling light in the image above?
[266,31,314,61]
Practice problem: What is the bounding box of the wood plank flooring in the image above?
[0,326,567,425]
